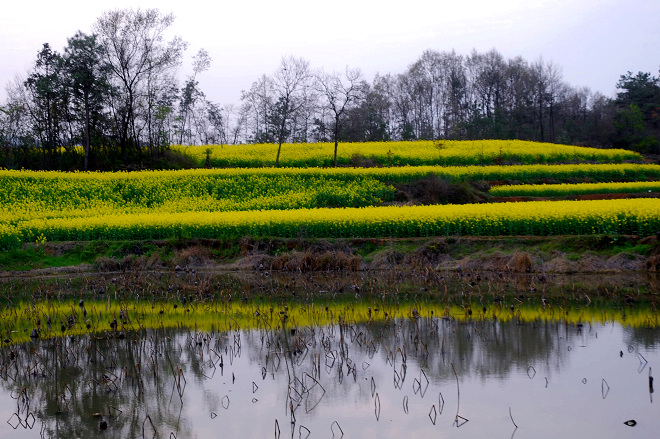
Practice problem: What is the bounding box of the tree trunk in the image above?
[84,92,90,171]
[333,116,340,167]
[275,142,282,168]
[275,109,288,168]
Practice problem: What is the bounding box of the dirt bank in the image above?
[2,234,658,277]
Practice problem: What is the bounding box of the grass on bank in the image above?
[1,234,657,274]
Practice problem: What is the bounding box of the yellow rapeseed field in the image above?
[2,199,657,249]
[173,140,641,167]
[1,143,656,249]
[491,181,660,197]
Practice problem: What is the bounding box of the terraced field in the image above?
[1,140,658,250]
[173,140,641,167]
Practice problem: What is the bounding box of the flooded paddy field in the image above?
[0,269,657,438]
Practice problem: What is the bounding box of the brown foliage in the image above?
[506,252,534,273]
[647,254,660,272]
[271,250,361,272]
[394,176,482,205]
[172,246,215,267]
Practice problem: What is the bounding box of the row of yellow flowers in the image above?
[491,181,660,197]
[173,140,641,167]
[2,199,658,249]
[4,163,656,187]
[0,171,396,222]
[2,164,659,218]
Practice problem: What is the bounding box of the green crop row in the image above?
[491,181,660,197]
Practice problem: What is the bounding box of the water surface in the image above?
[0,314,657,438]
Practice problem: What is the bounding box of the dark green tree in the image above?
[24,43,68,160]
[341,82,390,142]
[63,31,112,170]
[616,71,660,115]
[614,71,660,153]
[615,104,646,147]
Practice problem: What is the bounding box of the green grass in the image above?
[0,234,656,274]
[0,244,98,271]
[0,247,47,271]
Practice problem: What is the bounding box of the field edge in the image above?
[1,234,658,276]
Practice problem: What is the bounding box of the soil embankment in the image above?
[2,234,658,277]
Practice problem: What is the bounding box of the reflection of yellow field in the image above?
[3,298,656,344]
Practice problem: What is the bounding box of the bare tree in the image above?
[1,78,34,151]
[93,8,187,162]
[178,48,211,144]
[316,67,364,166]
[466,49,506,136]
[144,69,178,154]
[240,74,275,143]
[531,58,551,141]
[270,56,311,167]
[204,101,230,144]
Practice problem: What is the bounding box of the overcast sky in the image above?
[1,0,658,106]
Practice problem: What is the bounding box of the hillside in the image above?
[1,140,658,273]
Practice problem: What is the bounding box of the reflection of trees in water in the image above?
[0,316,649,437]
[623,325,660,351]
[350,318,571,382]
[236,316,575,398]
[0,329,197,438]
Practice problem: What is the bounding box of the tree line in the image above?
[0,8,658,171]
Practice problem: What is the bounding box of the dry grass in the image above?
[606,253,644,271]
[506,252,534,273]
[643,235,660,272]
[172,246,215,267]
[349,153,380,167]
[94,253,166,272]
[230,254,273,271]
[403,239,451,266]
[271,250,362,272]
[370,249,405,270]
[544,256,577,273]
[94,255,134,272]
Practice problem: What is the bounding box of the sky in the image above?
[1,0,658,106]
